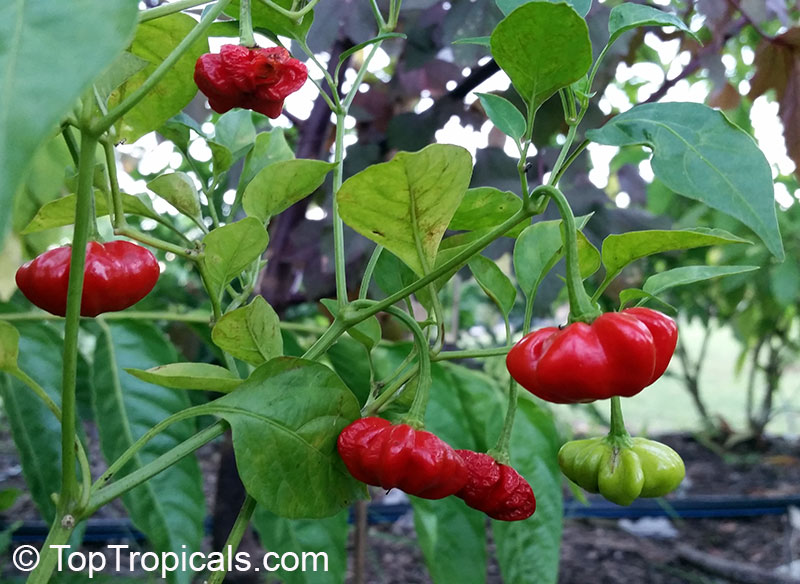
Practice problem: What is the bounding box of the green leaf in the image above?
[252,507,349,584]
[338,144,473,276]
[214,109,257,158]
[243,159,335,221]
[93,321,205,584]
[0,322,66,521]
[124,363,242,392]
[450,187,523,234]
[587,103,784,260]
[452,36,491,47]
[94,51,150,105]
[577,230,601,278]
[643,265,760,296]
[0,321,19,372]
[210,357,364,518]
[326,336,372,407]
[601,228,750,280]
[110,13,209,143]
[320,298,382,351]
[372,249,434,312]
[513,215,593,298]
[159,113,205,153]
[490,2,592,113]
[618,288,657,309]
[147,172,202,221]
[0,488,21,512]
[228,0,314,40]
[0,0,138,240]
[770,258,800,306]
[208,109,257,174]
[607,3,699,47]
[497,0,591,17]
[493,397,563,584]
[469,255,517,315]
[477,93,526,139]
[21,191,159,234]
[339,33,407,65]
[240,129,295,188]
[412,497,489,584]
[211,295,283,366]
[201,217,269,303]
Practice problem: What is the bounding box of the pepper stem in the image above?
[533,185,600,323]
[488,377,517,465]
[239,0,256,47]
[606,396,633,448]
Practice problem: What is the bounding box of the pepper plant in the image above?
[0,1,785,583]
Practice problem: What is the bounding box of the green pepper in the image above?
[558,436,685,506]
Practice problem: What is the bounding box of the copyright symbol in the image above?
[13,545,40,571]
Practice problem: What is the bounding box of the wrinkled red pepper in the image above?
[455,450,536,521]
[506,307,678,403]
[337,417,468,499]
[194,45,308,118]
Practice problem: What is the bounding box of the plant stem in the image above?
[357,207,535,324]
[90,404,213,495]
[608,396,629,439]
[256,0,320,19]
[206,495,258,584]
[139,0,213,22]
[332,109,348,307]
[58,131,98,513]
[302,319,347,361]
[489,377,518,465]
[364,363,418,416]
[549,139,589,187]
[359,245,383,299]
[61,126,80,166]
[86,421,227,515]
[94,0,232,134]
[431,346,510,361]
[26,515,76,584]
[239,0,255,47]
[114,225,194,258]
[380,305,431,428]
[0,312,329,334]
[538,185,599,323]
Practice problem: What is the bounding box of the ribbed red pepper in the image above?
[337,417,467,499]
[194,45,307,118]
[15,241,160,317]
[506,308,678,403]
[455,450,536,521]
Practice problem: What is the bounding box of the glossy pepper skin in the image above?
[455,450,536,521]
[558,436,685,506]
[194,45,308,118]
[506,308,678,403]
[15,241,160,317]
[337,417,468,499]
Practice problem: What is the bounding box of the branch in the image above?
[642,17,747,104]
[676,543,800,584]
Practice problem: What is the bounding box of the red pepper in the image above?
[455,450,536,521]
[15,241,160,317]
[506,308,678,403]
[337,417,468,499]
[194,45,307,118]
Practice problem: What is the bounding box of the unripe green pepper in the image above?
[558,436,685,506]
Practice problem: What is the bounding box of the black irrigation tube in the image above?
[4,495,800,544]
